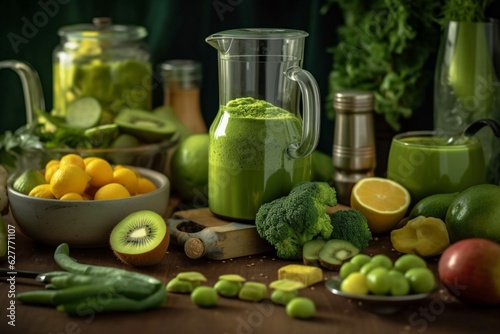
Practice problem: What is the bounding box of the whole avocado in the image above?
[445,184,500,243]
[409,192,459,221]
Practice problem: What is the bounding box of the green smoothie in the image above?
[387,133,486,206]
[209,97,311,221]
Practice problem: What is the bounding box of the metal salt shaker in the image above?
[332,90,376,205]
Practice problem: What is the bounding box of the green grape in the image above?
[349,254,372,268]
[388,269,410,296]
[370,254,393,269]
[405,268,436,294]
[394,254,427,273]
[339,262,359,280]
[366,267,391,295]
[360,262,379,275]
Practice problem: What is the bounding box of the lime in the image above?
[13,169,47,195]
[311,150,334,182]
[170,133,209,201]
[66,97,102,128]
[445,184,500,243]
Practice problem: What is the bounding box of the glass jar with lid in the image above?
[53,17,151,123]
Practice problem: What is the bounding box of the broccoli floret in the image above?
[255,182,337,260]
[329,209,372,250]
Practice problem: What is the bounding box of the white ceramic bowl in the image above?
[7,167,170,248]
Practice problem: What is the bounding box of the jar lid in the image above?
[58,17,147,41]
[161,60,202,88]
[333,90,374,112]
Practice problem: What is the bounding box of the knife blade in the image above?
[0,268,45,281]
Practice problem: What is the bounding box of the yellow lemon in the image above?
[28,184,56,199]
[83,156,99,167]
[350,177,410,234]
[59,153,86,169]
[60,192,84,201]
[44,164,60,184]
[112,167,139,195]
[45,159,60,170]
[137,177,157,194]
[85,158,114,188]
[94,183,130,200]
[50,165,90,199]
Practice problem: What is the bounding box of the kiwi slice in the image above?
[318,239,359,271]
[114,108,177,143]
[302,239,326,266]
[109,210,170,267]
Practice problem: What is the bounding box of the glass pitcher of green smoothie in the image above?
[206,28,320,221]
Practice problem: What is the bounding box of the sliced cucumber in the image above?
[84,124,119,147]
[66,97,102,128]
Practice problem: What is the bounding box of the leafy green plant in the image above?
[322,0,441,131]
[439,0,494,22]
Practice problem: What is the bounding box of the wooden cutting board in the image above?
[167,205,350,260]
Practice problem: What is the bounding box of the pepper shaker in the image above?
[332,90,376,205]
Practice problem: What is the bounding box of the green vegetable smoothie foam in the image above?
[209,97,311,221]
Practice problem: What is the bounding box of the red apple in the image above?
[438,238,500,306]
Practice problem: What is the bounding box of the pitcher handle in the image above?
[0,60,45,126]
[285,66,320,159]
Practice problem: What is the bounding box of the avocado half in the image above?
[114,109,177,143]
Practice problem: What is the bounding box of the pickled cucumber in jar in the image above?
[52,18,151,124]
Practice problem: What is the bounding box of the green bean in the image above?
[49,274,156,300]
[17,289,59,305]
[53,243,162,287]
[17,285,117,306]
[57,283,167,315]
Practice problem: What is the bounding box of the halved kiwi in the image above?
[110,210,170,266]
[318,239,359,271]
[302,239,326,266]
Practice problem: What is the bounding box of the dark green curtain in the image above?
[0,0,339,153]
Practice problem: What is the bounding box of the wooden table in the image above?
[1,205,499,334]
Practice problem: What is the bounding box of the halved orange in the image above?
[350,177,411,234]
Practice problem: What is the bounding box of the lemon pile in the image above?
[28,154,157,200]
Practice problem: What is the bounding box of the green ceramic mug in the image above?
[387,131,486,206]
